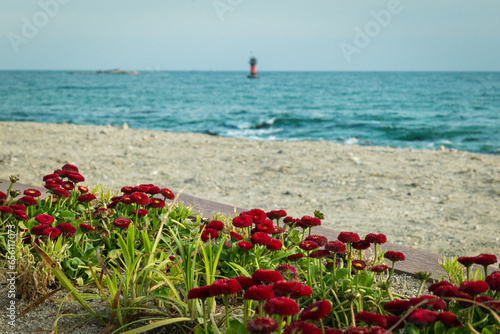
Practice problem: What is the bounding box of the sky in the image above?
[1,0,500,71]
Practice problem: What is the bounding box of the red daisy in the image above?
[473,253,497,266]
[232,214,253,228]
[437,311,461,327]
[272,281,305,297]
[428,280,452,293]
[51,187,70,198]
[18,195,37,206]
[230,231,243,241]
[247,316,278,334]
[148,198,165,209]
[264,297,300,317]
[43,227,61,238]
[62,163,79,172]
[407,309,438,325]
[370,265,389,273]
[243,285,275,301]
[299,240,319,251]
[79,223,94,232]
[201,228,219,242]
[0,206,13,214]
[356,311,387,327]
[288,284,312,298]
[485,271,500,291]
[252,269,283,284]
[132,209,149,216]
[31,224,49,235]
[384,251,405,262]
[457,256,476,267]
[235,276,259,289]
[24,189,42,197]
[10,204,26,212]
[275,263,299,281]
[266,239,283,251]
[300,215,321,228]
[209,278,241,296]
[364,233,387,244]
[187,286,212,300]
[458,280,489,295]
[130,192,149,206]
[120,195,135,205]
[12,210,29,221]
[251,232,271,246]
[255,219,275,234]
[53,169,69,177]
[35,214,54,225]
[160,188,175,200]
[113,217,132,229]
[67,171,85,183]
[305,235,328,247]
[287,253,304,261]
[338,231,360,243]
[432,285,462,298]
[299,300,332,321]
[238,241,254,251]
[283,216,300,226]
[409,295,446,310]
[352,260,367,270]
[121,186,134,194]
[43,174,60,182]
[383,300,412,315]
[266,210,287,220]
[61,181,75,190]
[325,240,347,253]
[283,321,321,334]
[310,249,331,258]
[78,185,89,193]
[78,193,96,203]
[249,208,267,224]
[207,220,224,231]
[56,223,76,237]
[352,240,371,250]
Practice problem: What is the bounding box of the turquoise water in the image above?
[1,71,499,154]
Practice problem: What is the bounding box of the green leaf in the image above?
[59,210,76,221]
[403,325,421,334]
[120,317,190,334]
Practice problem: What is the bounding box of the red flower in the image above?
[120,195,134,205]
[300,300,332,321]
[256,219,275,234]
[232,214,253,228]
[287,253,304,261]
[324,329,343,334]
[432,285,462,298]
[457,256,476,267]
[0,206,13,214]
[264,297,299,317]
[12,210,29,221]
[289,283,312,298]
[458,280,489,295]
[148,198,165,209]
[305,235,328,247]
[283,321,321,334]
[251,232,271,246]
[276,263,299,281]
[236,276,259,289]
[44,174,61,182]
[133,184,150,193]
[61,181,75,190]
[79,223,94,232]
[53,169,69,177]
[266,210,287,220]
[24,188,42,197]
[299,240,319,252]
[43,227,61,238]
[0,191,6,203]
[325,240,347,253]
[267,239,283,251]
[385,315,405,330]
[247,316,278,334]
[35,214,54,225]
[31,224,49,235]
[130,192,149,206]
[209,278,241,296]
[437,311,461,327]
[428,280,452,293]
[56,223,76,237]
[384,251,405,262]
[352,260,367,270]
[475,296,500,312]
[283,216,300,226]
[160,188,175,200]
[62,163,79,172]
[272,281,306,297]
[300,215,321,227]
[473,253,497,266]
[201,228,219,242]
[352,240,371,250]
[121,186,134,194]
[252,269,283,284]
[310,250,330,258]
[67,171,85,183]
[18,195,37,206]
[243,285,275,300]
[383,300,411,315]
[485,271,500,291]
[132,209,149,216]
[364,233,387,244]
[207,220,224,231]
[78,193,96,203]
[238,241,254,251]
[78,185,89,193]
[409,295,446,310]
[10,204,26,212]
[230,231,243,240]
[113,217,132,229]
[407,309,438,325]
[51,187,70,198]
[356,311,387,327]
[249,209,267,224]
[338,231,360,243]
[187,286,212,300]
[370,265,389,273]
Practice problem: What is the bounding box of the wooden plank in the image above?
[1,179,497,280]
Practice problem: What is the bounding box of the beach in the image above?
[1,121,499,257]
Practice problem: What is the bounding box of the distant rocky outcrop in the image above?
[95,69,140,75]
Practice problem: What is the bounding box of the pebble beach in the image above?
[1,121,499,257]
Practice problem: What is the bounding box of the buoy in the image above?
[247,57,259,79]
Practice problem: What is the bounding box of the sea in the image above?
[1,71,499,155]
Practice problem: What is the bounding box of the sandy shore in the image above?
[1,121,499,257]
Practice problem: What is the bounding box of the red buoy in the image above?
[248,57,259,79]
